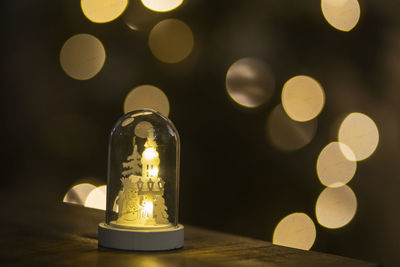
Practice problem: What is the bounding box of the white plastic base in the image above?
[98,223,184,251]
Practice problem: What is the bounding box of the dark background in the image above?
[2,0,399,266]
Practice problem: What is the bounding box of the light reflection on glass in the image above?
[321,0,361,32]
[226,58,275,108]
[316,185,357,229]
[272,212,316,250]
[267,104,317,151]
[123,85,170,116]
[148,19,194,63]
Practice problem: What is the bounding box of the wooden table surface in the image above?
[0,191,379,267]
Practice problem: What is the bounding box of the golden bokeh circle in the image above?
[281,75,325,122]
[149,19,194,63]
[60,34,106,80]
[272,213,316,250]
[81,0,128,23]
[267,104,317,151]
[317,142,357,187]
[123,85,170,117]
[226,58,275,108]
[338,113,379,161]
[321,0,361,32]
[84,185,107,210]
[141,0,183,12]
[316,185,357,229]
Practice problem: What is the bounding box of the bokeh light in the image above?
[148,19,194,63]
[60,34,106,80]
[281,75,325,122]
[84,185,107,210]
[63,183,96,205]
[267,104,317,151]
[321,0,361,32]
[317,142,357,187]
[81,0,128,23]
[338,112,379,161]
[123,85,170,116]
[226,58,275,108]
[141,0,183,12]
[272,213,316,250]
[316,185,357,229]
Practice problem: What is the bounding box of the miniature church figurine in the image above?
[98,109,183,251]
[116,128,169,227]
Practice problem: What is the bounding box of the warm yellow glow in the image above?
[149,19,194,63]
[60,34,106,80]
[316,185,357,229]
[124,85,170,116]
[267,104,317,151]
[321,0,361,32]
[141,0,183,12]
[338,112,379,161]
[272,213,316,250]
[142,200,154,216]
[225,58,275,108]
[143,147,158,161]
[63,183,96,205]
[148,166,159,177]
[84,185,107,210]
[81,0,128,23]
[281,75,325,122]
[317,142,357,187]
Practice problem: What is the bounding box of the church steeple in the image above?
[141,128,160,178]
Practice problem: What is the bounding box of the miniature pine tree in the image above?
[153,194,169,224]
[122,137,142,177]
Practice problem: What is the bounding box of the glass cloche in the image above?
[98,109,184,251]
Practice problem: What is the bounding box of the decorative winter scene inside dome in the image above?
[99,109,184,251]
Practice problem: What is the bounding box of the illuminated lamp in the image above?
[98,109,183,251]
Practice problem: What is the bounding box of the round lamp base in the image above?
[98,223,184,251]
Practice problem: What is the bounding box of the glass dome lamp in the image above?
[98,109,184,251]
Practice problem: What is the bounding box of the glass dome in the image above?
[105,109,180,230]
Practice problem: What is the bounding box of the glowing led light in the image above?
[141,0,183,12]
[321,0,361,32]
[143,147,158,161]
[60,34,106,80]
[84,185,107,210]
[124,85,170,116]
[142,200,154,217]
[316,185,357,229]
[317,142,357,187]
[81,0,128,23]
[272,213,316,250]
[99,110,184,251]
[226,58,275,108]
[149,19,194,63]
[267,104,317,151]
[338,113,379,161]
[281,75,325,122]
[63,183,96,205]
